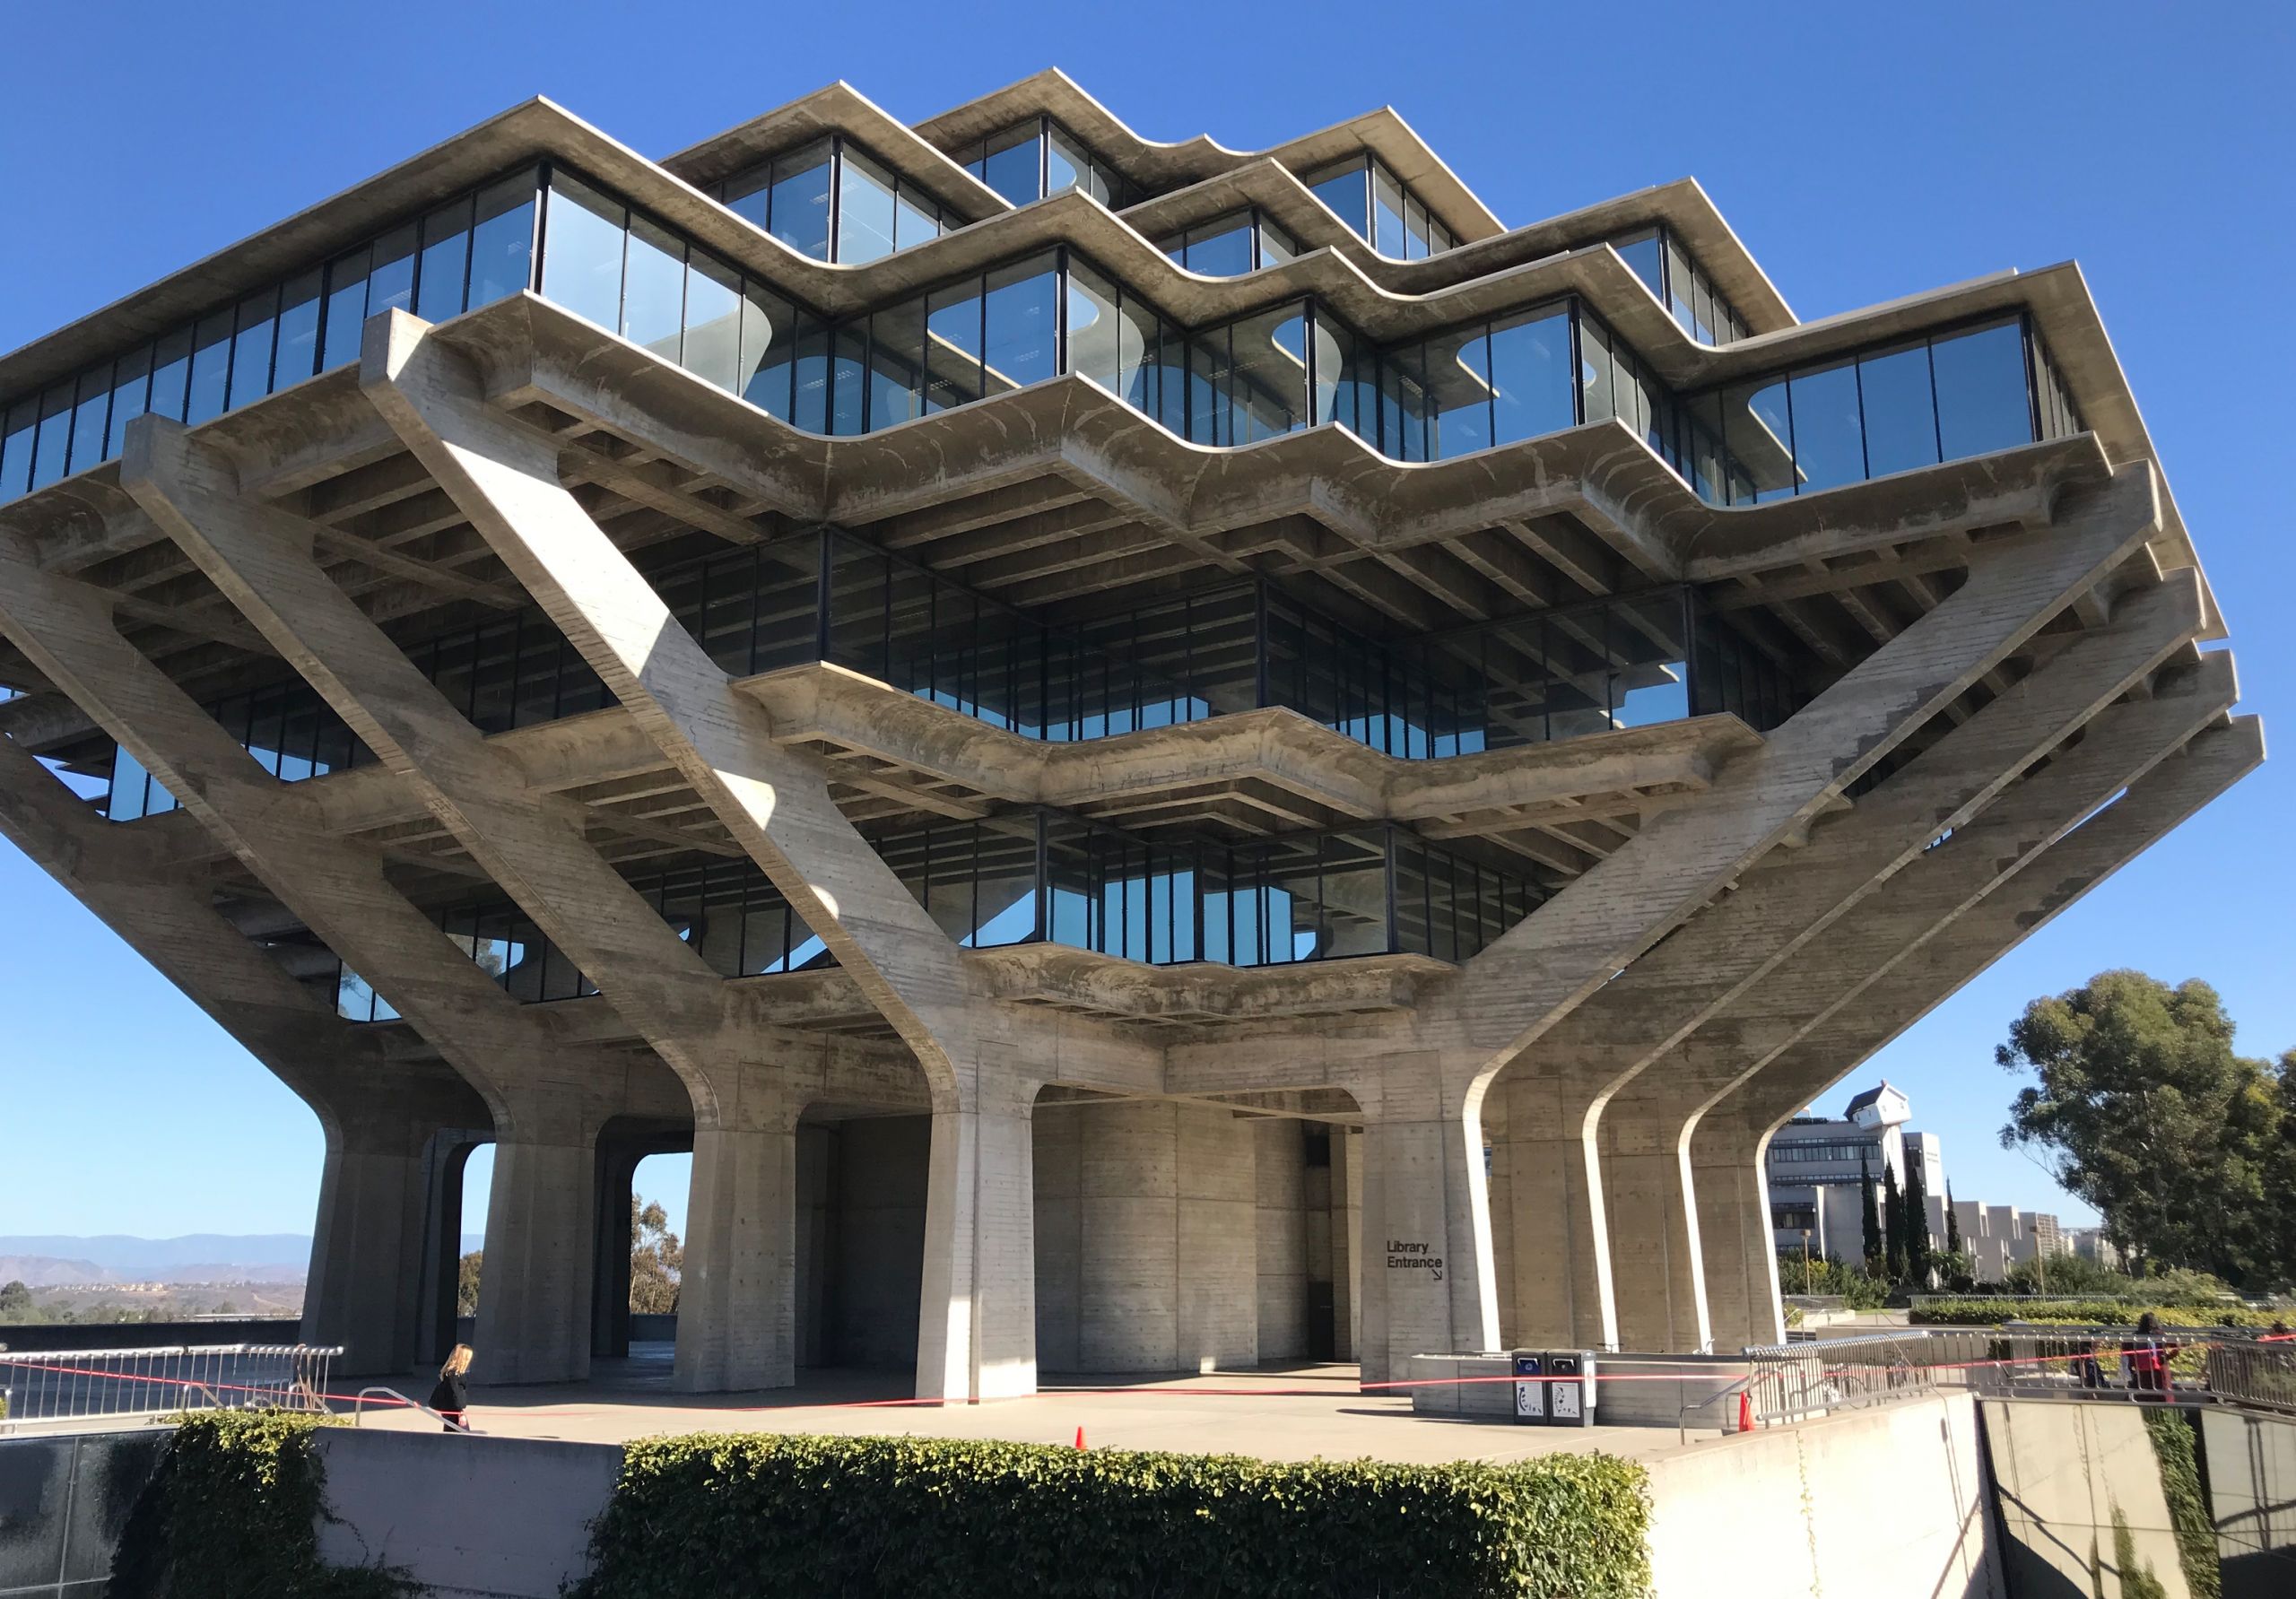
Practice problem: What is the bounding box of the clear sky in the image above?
[2,0,2289,1247]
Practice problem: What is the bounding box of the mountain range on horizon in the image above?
[0,1234,314,1273]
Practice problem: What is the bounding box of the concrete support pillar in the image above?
[1255,1118,1309,1362]
[918,1090,1039,1398]
[304,1107,443,1374]
[1688,1114,1787,1351]
[1355,1058,1496,1383]
[1491,1069,1610,1350]
[1331,1127,1362,1361]
[478,1129,598,1384]
[679,1074,801,1392]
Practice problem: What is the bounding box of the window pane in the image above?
[723,167,773,230]
[416,197,474,321]
[829,327,866,435]
[981,254,1058,394]
[738,282,799,419]
[1665,235,1697,336]
[768,140,833,259]
[1719,377,1796,502]
[367,225,417,317]
[981,122,1042,207]
[1487,306,1575,445]
[1405,194,1432,261]
[1786,360,1865,493]
[1577,309,1616,425]
[148,328,192,421]
[1257,215,1298,267]
[274,272,322,389]
[794,323,830,431]
[105,346,152,457]
[1932,319,2033,460]
[837,147,899,264]
[894,187,939,252]
[1613,230,1664,300]
[539,175,627,331]
[1045,126,1093,200]
[1222,303,1310,443]
[1065,259,1122,393]
[682,251,743,391]
[30,386,74,489]
[320,248,371,370]
[0,402,34,500]
[622,217,686,360]
[184,317,233,425]
[1184,214,1254,277]
[922,282,981,412]
[226,288,278,410]
[67,367,113,474]
[1372,164,1407,258]
[873,294,931,426]
[1379,339,1428,461]
[468,173,537,309]
[1305,161,1369,239]
[1423,324,1492,460]
[1857,343,1939,478]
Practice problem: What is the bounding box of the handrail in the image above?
[352,1386,470,1433]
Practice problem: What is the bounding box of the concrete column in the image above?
[1031,1103,1083,1371]
[1686,1114,1783,1351]
[678,1070,800,1392]
[918,1091,1039,1397]
[1178,1104,1257,1371]
[1354,1056,1495,1382]
[1255,1119,1309,1361]
[1333,1127,1361,1362]
[304,1107,444,1375]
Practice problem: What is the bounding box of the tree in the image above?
[1904,1156,1934,1284]
[2000,970,2283,1285]
[0,1280,32,1321]
[1860,1149,1883,1270]
[1944,1181,1962,1254]
[630,1196,683,1315]
[1883,1161,1908,1281]
[457,1250,483,1317]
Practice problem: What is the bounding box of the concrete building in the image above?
[1952,1202,2072,1283]
[1765,1081,1949,1262]
[0,70,2258,1392]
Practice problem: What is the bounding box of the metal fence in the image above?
[0,1344,340,1428]
[1737,1325,2294,1427]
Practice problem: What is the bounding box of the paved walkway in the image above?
[344,1344,1704,1465]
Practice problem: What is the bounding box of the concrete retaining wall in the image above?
[0,1320,301,1353]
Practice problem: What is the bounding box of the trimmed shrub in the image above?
[1909,1299,2273,1328]
[570,1433,1654,1599]
[108,1410,414,1598]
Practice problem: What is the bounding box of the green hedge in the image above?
[108,1411,414,1599]
[1909,1299,2273,1328]
[570,1434,1653,1599]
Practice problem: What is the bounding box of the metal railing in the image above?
[0,1343,339,1428]
[1732,1325,2295,1429]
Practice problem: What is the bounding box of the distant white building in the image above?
[1953,1202,2071,1282]
[1767,1082,1946,1260]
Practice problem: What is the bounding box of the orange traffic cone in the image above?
[1074,1426,1087,1450]
[1737,1391,1753,1433]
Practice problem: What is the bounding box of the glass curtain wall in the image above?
[715,136,946,265]
[1297,155,1457,260]
[1153,209,1300,276]
[0,169,540,499]
[1609,226,1749,345]
[961,117,1133,209]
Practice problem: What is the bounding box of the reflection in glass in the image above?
[539,175,627,333]
[1931,319,2032,460]
[1857,343,1938,477]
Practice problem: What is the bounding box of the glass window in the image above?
[794,324,831,432]
[539,175,626,333]
[918,282,979,413]
[273,272,322,390]
[1857,342,1939,478]
[1665,235,1696,336]
[1372,163,1408,259]
[1258,214,1298,266]
[1405,194,1433,261]
[468,172,537,309]
[829,326,866,435]
[1314,313,1373,436]
[622,216,686,361]
[0,401,33,499]
[722,168,773,231]
[1212,303,1310,445]
[29,385,73,488]
[1578,310,1616,425]
[738,282,800,419]
[1044,125,1091,200]
[768,140,833,260]
[184,317,233,426]
[873,293,932,426]
[148,328,192,421]
[105,346,152,457]
[367,225,417,317]
[67,367,112,474]
[416,197,474,322]
[838,148,899,264]
[681,251,744,391]
[1423,324,1492,460]
[981,254,1058,395]
[1487,306,1575,445]
[1786,360,1864,492]
[1183,214,1254,277]
[1931,319,2033,460]
[321,248,371,371]
[1378,338,1429,462]
[226,288,278,410]
[1065,259,1124,395]
[1720,377,1796,502]
[1613,229,1665,300]
[981,121,1043,207]
[894,185,940,252]
[1305,160,1368,239]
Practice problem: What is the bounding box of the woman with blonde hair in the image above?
[429,1344,474,1432]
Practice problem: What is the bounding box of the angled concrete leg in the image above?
[306,1109,441,1375]
[1492,1069,1611,1349]
[1354,1057,1497,1382]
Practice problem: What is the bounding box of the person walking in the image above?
[2122,1311,2177,1401]
[429,1344,474,1431]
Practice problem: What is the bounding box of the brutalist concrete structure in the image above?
[0,70,2258,1398]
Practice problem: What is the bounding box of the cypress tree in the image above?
[1904,1155,1934,1283]
[1945,1181,1963,1253]
[1860,1149,1883,1269]
[1883,1160,1907,1280]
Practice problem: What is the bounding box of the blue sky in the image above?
[2,0,2289,1245]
